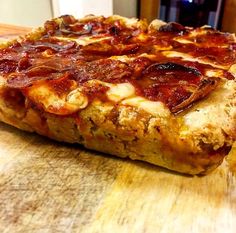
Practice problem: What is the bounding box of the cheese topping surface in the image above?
[0,15,236,116]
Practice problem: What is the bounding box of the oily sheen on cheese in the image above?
[54,35,112,46]
[25,72,170,117]
[0,14,236,175]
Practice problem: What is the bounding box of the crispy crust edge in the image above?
[0,85,225,175]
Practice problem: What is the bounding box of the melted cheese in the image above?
[205,69,224,78]
[26,78,171,117]
[137,33,148,42]
[229,64,236,78]
[78,80,136,102]
[121,97,170,117]
[174,37,228,48]
[153,45,172,51]
[27,85,88,115]
[110,53,157,62]
[54,36,112,46]
[90,81,170,117]
[173,38,194,44]
[188,29,207,38]
[162,51,226,69]
[106,82,135,101]
[0,76,6,87]
[110,55,132,62]
[149,19,166,30]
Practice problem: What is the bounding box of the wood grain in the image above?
[0,24,236,233]
[0,23,31,40]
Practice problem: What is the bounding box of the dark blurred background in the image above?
[139,0,236,32]
[159,0,221,28]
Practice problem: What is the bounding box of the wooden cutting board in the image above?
[0,24,236,233]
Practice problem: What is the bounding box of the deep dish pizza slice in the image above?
[0,15,235,174]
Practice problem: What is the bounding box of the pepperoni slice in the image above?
[6,59,132,88]
[73,59,132,84]
[81,41,140,56]
[159,22,187,34]
[26,40,77,53]
[133,62,219,113]
[6,71,65,89]
[0,59,18,73]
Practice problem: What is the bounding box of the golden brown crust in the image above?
[0,85,226,175]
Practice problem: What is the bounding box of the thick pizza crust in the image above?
[0,82,227,175]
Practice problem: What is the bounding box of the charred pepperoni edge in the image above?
[172,77,219,113]
[7,73,59,89]
[0,59,18,73]
[143,62,201,76]
[159,22,188,34]
[54,15,108,36]
[60,21,93,36]
[142,62,219,113]
[27,41,77,52]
